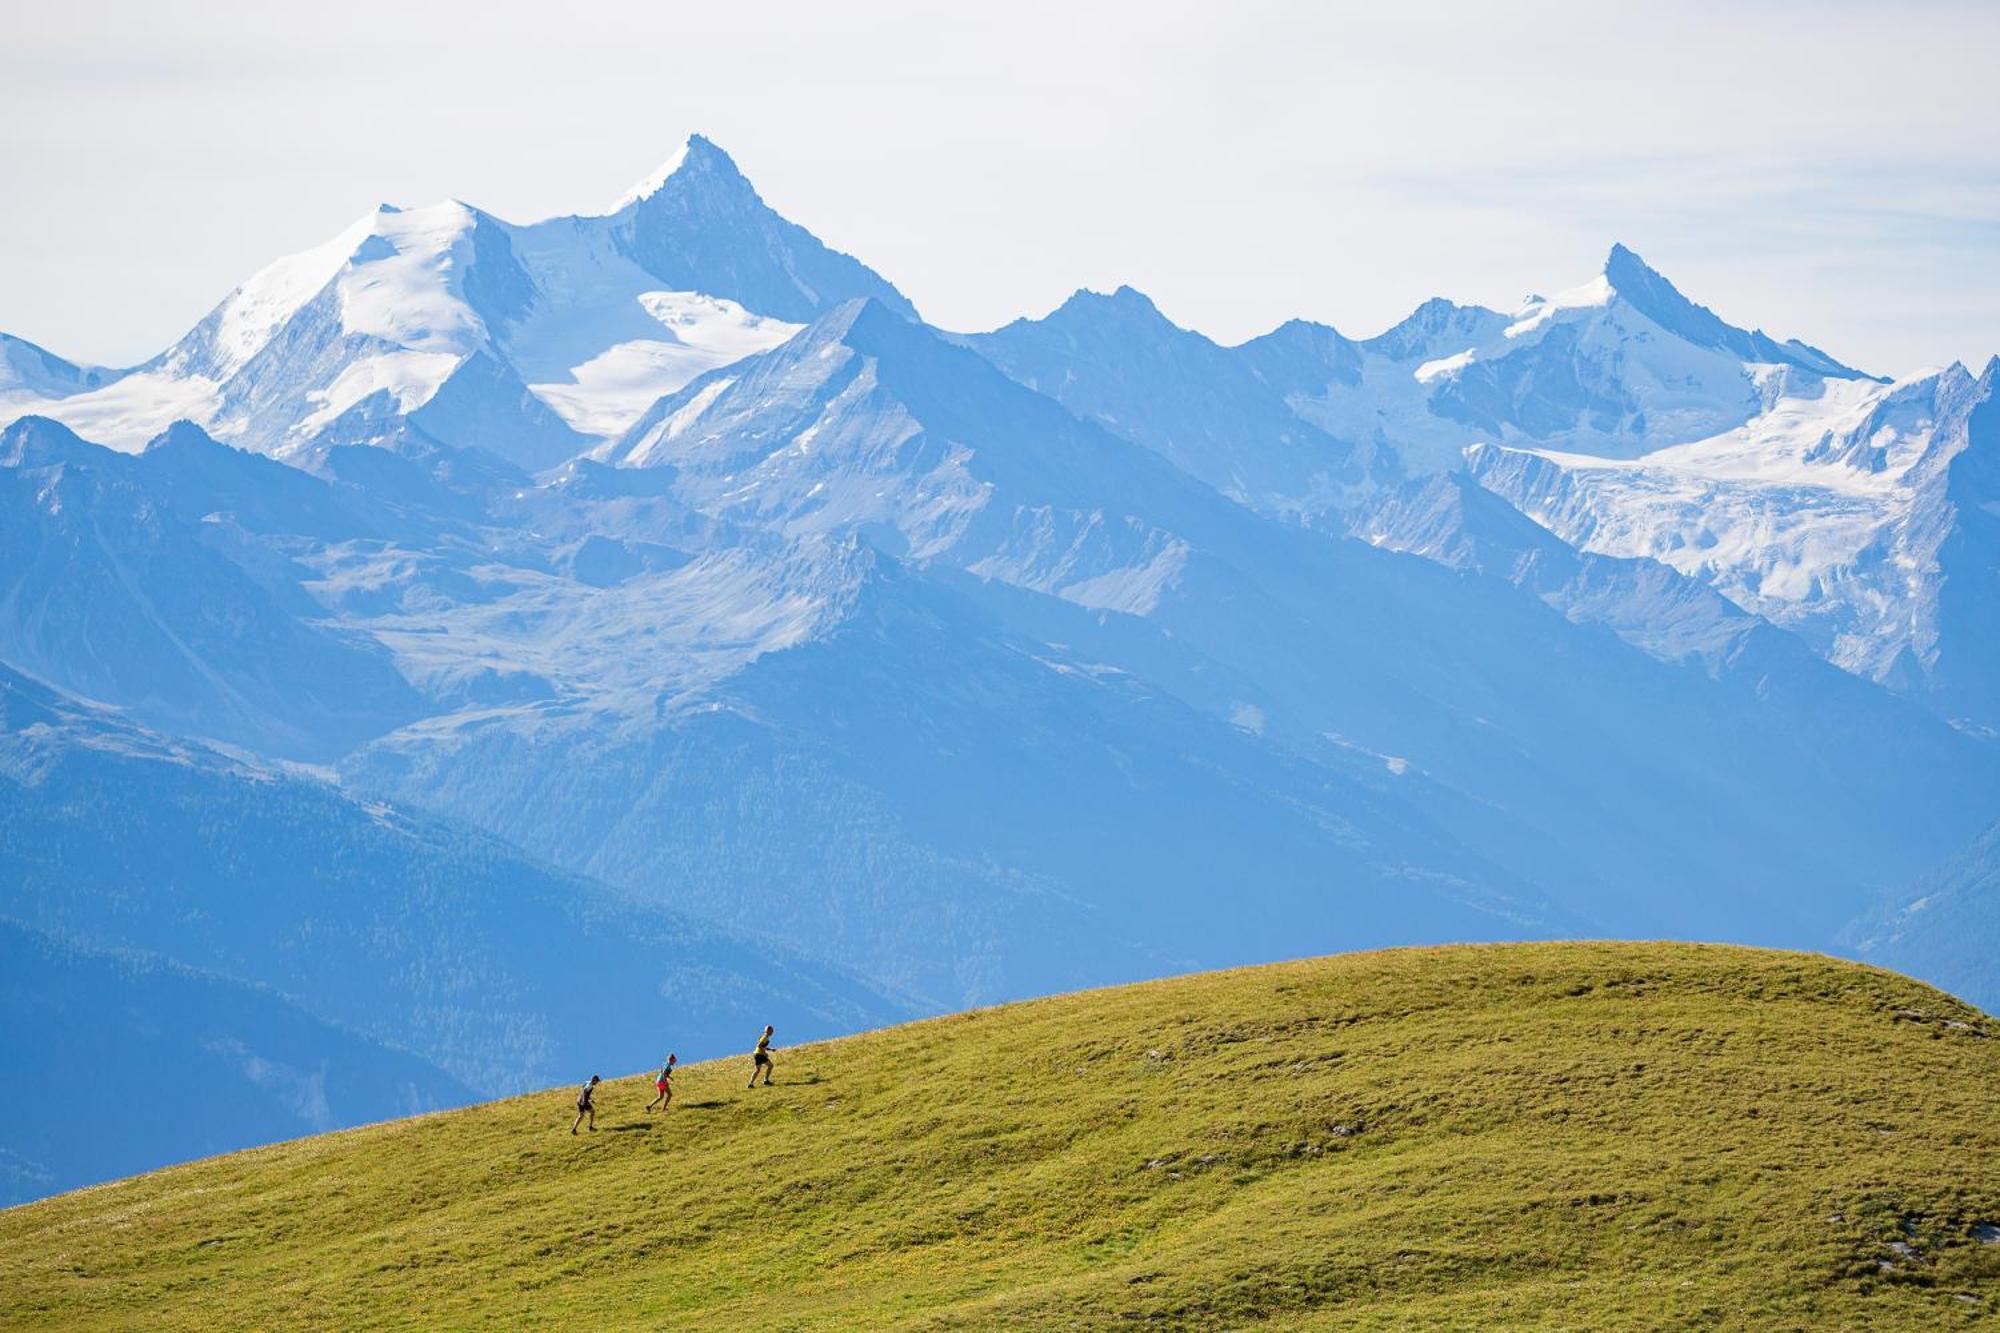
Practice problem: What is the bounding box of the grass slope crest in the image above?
[3,942,1998,1329]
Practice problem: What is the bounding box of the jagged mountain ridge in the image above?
[0,416,421,760]
[583,302,2000,945]
[1845,817,2000,1015]
[963,242,1996,731]
[0,919,475,1206]
[4,138,2000,1206]
[966,286,1373,521]
[982,242,1881,513]
[13,299,1989,1018]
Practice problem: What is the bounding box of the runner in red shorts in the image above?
[645,1053,677,1112]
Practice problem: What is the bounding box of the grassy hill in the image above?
[3,942,1997,1328]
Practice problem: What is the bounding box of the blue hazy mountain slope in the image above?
[347,534,1578,1008]
[1843,818,2000,1016]
[568,303,2000,973]
[0,332,118,401]
[0,919,474,1206]
[0,664,909,1112]
[1923,361,2000,732]
[1360,469,1842,673]
[136,418,376,539]
[0,416,420,759]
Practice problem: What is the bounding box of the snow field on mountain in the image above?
[1,369,223,451]
[297,350,463,436]
[1468,365,1980,678]
[207,212,379,378]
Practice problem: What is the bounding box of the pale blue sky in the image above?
[3,0,1995,375]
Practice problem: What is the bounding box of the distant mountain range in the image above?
[3,136,1995,1200]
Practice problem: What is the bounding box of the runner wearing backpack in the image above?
[570,1074,601,1134]
[748,1025,775,1088]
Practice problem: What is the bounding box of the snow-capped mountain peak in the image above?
[1332,246,1884,463]
[0,137,910,461]
[1359,297,1510,363]
[608,140,694,213]
[606,137,916,325]
[1597,242,1874,380]
[160,198,509,397]
[197,211,379,381]
[1504,272,1615,338]
[605,133,751,214]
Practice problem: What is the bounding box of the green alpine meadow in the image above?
[4,942,1996,1329]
